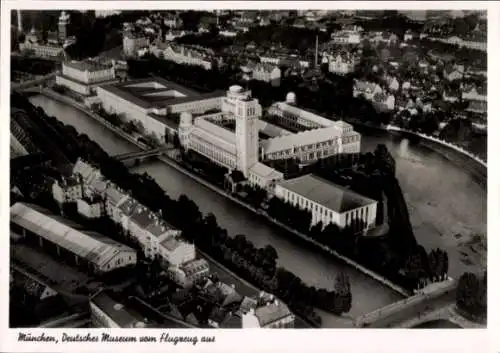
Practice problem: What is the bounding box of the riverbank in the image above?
[346,119,487,174]
[34,89,410,298]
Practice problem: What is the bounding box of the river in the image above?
[28,96,486,327]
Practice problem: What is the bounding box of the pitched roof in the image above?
[254,299,293,326]
[276,174,377,213]
[268,102,336,128]
[11,203,136,268]
[261,126,344,155]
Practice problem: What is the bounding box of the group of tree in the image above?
[11,56,57,76]
[11,92,358,326]
[127,55,240,93]
[456,271,486,322]
[264,141,449,292]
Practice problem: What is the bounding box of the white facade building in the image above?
[331,27,363,45]
[20,41,64,58]
[265,93,361,163]
[167,258,210,288]
[163,44,214,70]
[123,34,148,57]
[323,53,359,75]
[179,85,285,190]
[76,197,105,219]
[56,60,117,96]
[52,177,83,204]
[274,174,378,232]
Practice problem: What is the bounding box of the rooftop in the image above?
[64,60,113,72]
[91,291,195,328]
[257,120,293,138]
[105,184,128,206]
[261,126,344,155]
[180,258,209,276]
[11,202,136,268]
[255,299,293,326]
[98,77,223,110]
[249,162,284,180]
[269,101,335,128]
[276,174,377,213]
[91,291,155,328]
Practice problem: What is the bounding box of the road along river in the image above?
[29,96,486,326]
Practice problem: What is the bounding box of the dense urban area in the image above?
[10,9,486,330]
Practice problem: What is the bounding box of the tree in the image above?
[334,272,352,314]
[456,272,486,317]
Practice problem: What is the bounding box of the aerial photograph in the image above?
[9,9,487,329]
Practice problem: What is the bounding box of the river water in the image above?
[29,96,486,327]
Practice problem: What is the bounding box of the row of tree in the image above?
[456,271,487,322]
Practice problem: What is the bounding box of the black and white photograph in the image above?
[4,2,490,342]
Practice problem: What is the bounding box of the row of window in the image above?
[190,135,236,169]
[266,145,339,161]
[172,98,221,115]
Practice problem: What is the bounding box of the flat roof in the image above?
[10,202,136,268]
[276,174,377,213]
[98,77,223,110]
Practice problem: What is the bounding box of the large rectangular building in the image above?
[10,202,137,274]
[274,174,377,232]
[96,77,224,142]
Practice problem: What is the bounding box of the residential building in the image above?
[372,92,396,112]
[167,258,210,288]
[76,196,105,219]
[323,52,359,75]
[388,77,400,92]
[353,79,383,101]
[443,66,464,81]
[253,63,281,85]
[52,176,83,204]
[404,29,416,41]
[164,14,183,29]
[11,202,137,274]
[90,290,194,328]
[331,26,363,45]
[56,60,118,96]
[466,100,487,114]
[164,30,188,41]
[19,29,65,58]
[462,85,487,102]
[163,44,215,70]
[443,90,459,102]
[274,174,378,231]
[158,236,196,267]
[123,33,148,57]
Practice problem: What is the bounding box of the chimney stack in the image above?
[17,10,23,33]
[315,34,318,68]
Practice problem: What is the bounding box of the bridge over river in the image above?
[355,279,458,328]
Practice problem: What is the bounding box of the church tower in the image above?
[58,11,71,42]
[230,86,261,177]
